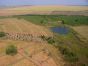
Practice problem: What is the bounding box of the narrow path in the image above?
[18,49,41,66]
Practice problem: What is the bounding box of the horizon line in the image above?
[0,4,88,7]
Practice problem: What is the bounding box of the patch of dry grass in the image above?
[0,18,52,36]
[72,26,88,39]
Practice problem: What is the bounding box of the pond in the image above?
[51,27,69,35]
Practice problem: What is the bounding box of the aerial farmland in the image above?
[0,2,88,66]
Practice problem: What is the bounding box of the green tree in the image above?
[6,45,17,56]
[75,19,78,22]
[59,47,78,62]
[62,20,65,24]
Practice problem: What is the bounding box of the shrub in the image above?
[46,37,55,44]
[40,35,46,40]
[41,20,44,24]
[81,63,86,66]
[62,20,65,24]
[40,36,55,44]
[0,32,6,37]
[6,45,17,56]
[59,47,78,62]
[75,19,78,22]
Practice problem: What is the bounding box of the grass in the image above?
[53,28,88,66]
[13,15,88,26]
[40,35,55,44]
[0,15,88,26]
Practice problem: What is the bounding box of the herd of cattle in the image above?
[1,32,46,42]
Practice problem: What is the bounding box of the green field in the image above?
[13,15,88,26]
[1,15,88,26]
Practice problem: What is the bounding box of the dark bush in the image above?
[6,45,17,56]
[81,63,87,66]
[40,35,46,40]
[0,32,6,37]
[45,37,55,44]
[62,20,65,24]
[40,36,55,44]
[59,47,78,62]
[47,38,55,44]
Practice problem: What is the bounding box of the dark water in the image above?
[51,27,69,35]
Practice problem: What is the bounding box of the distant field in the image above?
[2,6,88,11]
[0,5,88,16]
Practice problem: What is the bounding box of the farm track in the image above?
[18,50,42,66]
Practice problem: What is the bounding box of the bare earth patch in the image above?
[12,59,35,66]
[0,54,23,66]
[0,40,65,66]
